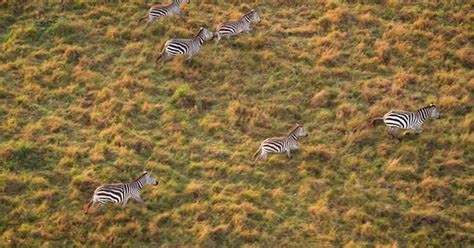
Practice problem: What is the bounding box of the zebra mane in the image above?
[242,9,256,19]
[196,28,204,37]
[288,124,302,136]
[418,104,436,112]
[134,171,148,182]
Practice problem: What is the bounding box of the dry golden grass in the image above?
[0,1,472,247]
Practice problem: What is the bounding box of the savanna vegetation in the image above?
[0,0,473,246]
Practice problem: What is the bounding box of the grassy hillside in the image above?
[1,0,473,246]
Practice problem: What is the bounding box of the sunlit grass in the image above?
[0,1,472,246]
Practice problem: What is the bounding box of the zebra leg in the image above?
[253,147,261,163]
[262,152,268,161]
[134,196,145,206]
[387,127,400,139]
[215,33,221,44]
[287,150,292,159]
[122,198,129,208]
[403,130,413,136]
[414,127,423,135]
[84,200,94,214]
[97,203,105,213]
[149,16,160,27]
[179,11,186,20]
[185,54,193,63]
[157,52,171,66]
[253,155,259,163]
[146,16,155,28]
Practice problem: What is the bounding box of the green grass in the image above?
[1,0,473,246]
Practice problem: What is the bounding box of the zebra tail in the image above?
[84,200,93,214]
[138,14,147,23]
[252,147,261,162]
[156,52,163,64]
[214,32,220,40]
[372,117,384,127]
[156,41,169,64]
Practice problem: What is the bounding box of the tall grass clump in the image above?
[0,1,472,247]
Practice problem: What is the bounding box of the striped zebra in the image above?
[84,171,158,214]
[156,27,214,64]
[372,104,440,138]
[253,124,308,162]
[215,9,261,43]
[138,0,190,24]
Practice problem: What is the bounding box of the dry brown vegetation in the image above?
[0,0,473,247]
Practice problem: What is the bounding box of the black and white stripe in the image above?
[156,27,214,64]
[372,104,440,137]
[84,171,158,213]
[253,124,308,162]
[215,9,261,43]
[138,0,190,24]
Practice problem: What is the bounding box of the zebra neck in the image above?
[416,108,430,122]
[240,14,252,24]
[173,0,181,6]
[287,132,298,142]
[132,177,145,190]
[194,35,205,45]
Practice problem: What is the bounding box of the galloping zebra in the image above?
[156,27,214,65]
[138,0,190,24]
[372,104,440,138]
[215,9,261,43]
[253,124,308,162]
[84,171,158,214]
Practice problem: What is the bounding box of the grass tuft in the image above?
[0,2,471,247]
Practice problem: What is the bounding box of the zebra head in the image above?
[428,104,440,119]
[175,0,190,5]
[143,171,159,186]
[294,124,308,137]
[197,27,214,41]
[249,9,261,23]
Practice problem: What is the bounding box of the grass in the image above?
[1,0,473,246]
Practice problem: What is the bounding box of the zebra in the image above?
[372,104,440,138]
[253,124,308,162]
[138,0,190,24]
[214,9,261,44]
[84,171,158,214]
[156,27,214,65]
